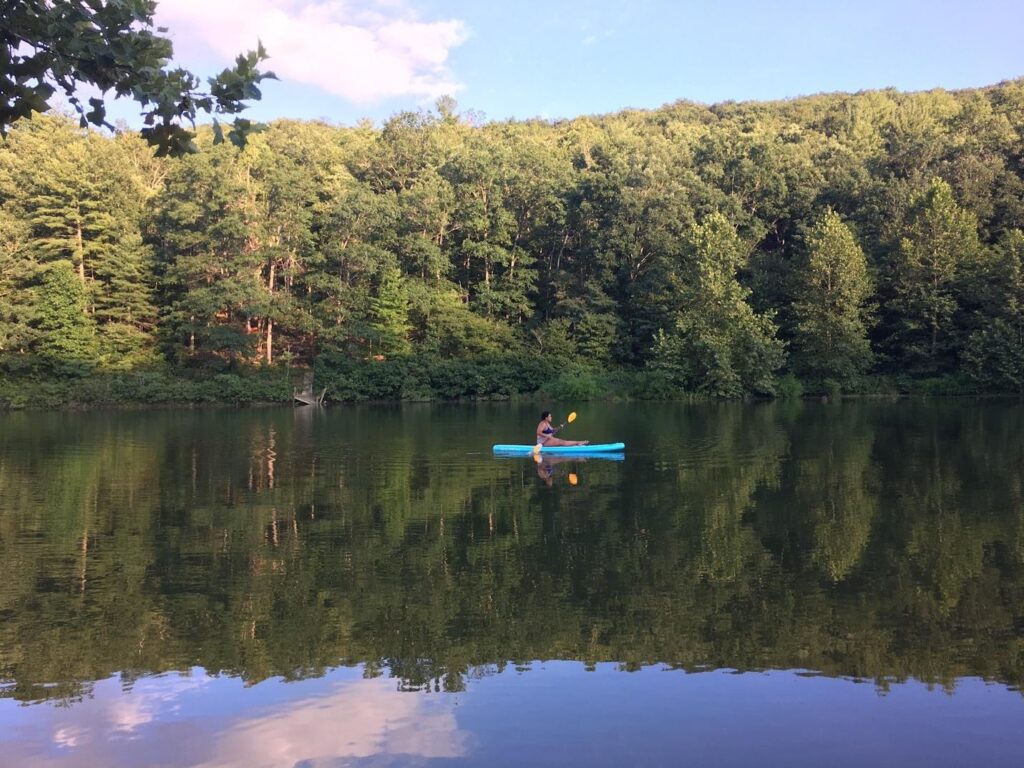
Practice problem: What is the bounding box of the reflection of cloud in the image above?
[196,678,466,768]
[156,0,468,103]
[107,697,153,737]
[53,726,88,749]
[106,674,210,739]
[4,672,465,768]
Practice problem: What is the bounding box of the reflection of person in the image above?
[535,454,584,487]
[535,411,588,447]
[536,456,555,486]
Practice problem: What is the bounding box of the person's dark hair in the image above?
[541,411,551,420]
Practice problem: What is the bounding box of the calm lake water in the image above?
[1,401,1022,767]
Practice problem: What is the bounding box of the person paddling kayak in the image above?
[536,411,589,447]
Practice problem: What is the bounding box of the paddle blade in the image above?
[568,473,578,486]
[567,412,577,423]
[533,443,542,456]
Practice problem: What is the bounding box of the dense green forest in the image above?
[3,80,1024,404]
[1,403,1022,700]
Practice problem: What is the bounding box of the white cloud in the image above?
[155,0,468,103]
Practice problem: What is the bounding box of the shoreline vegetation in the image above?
[3,81,1024,407]
[0,362,995,410]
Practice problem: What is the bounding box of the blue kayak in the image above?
[492,442,625,455]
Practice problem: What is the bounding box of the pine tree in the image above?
[22,129,116,287]
[88,136,160,366]
[0,207,40,362]
[369,264,412,358]
[36,260,99,373]
[149,139,257,365]
[92,228,159,368]
[2,117,158,368]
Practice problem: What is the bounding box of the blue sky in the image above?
[134,0,1024,127]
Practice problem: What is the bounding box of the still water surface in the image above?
[0,402,1022,766]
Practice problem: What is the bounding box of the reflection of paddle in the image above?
[534,412,577,454]
[568,473,578,486]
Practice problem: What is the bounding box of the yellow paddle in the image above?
[568,473,578,486]
[534,412,577,454]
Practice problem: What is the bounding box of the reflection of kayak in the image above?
[495,449,625,462]
[492,442,625,455]
[521,452,624,465]
[515,451,625,462]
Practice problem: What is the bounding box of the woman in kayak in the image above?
[536,412,589,447]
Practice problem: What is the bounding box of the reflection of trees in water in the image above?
[791,404,878,581]
[1,404,1023,703]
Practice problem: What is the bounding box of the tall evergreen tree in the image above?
[149,137,257,365]
[36,260,99,372]
[0,208,38,361]
[369,263,412,358]
[1,116,158,367]
[17,123,114,288]
[89,136,160,366]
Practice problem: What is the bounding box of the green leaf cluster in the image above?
[1,1,274,155]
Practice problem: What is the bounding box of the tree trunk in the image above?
[266,261,276,365]
[74,212,86,294]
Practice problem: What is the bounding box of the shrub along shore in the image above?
[0,359,989,410]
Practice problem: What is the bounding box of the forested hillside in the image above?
[2,81,1024,405]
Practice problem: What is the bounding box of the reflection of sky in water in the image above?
[2,668,465,767]
[3,664,1023,768]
